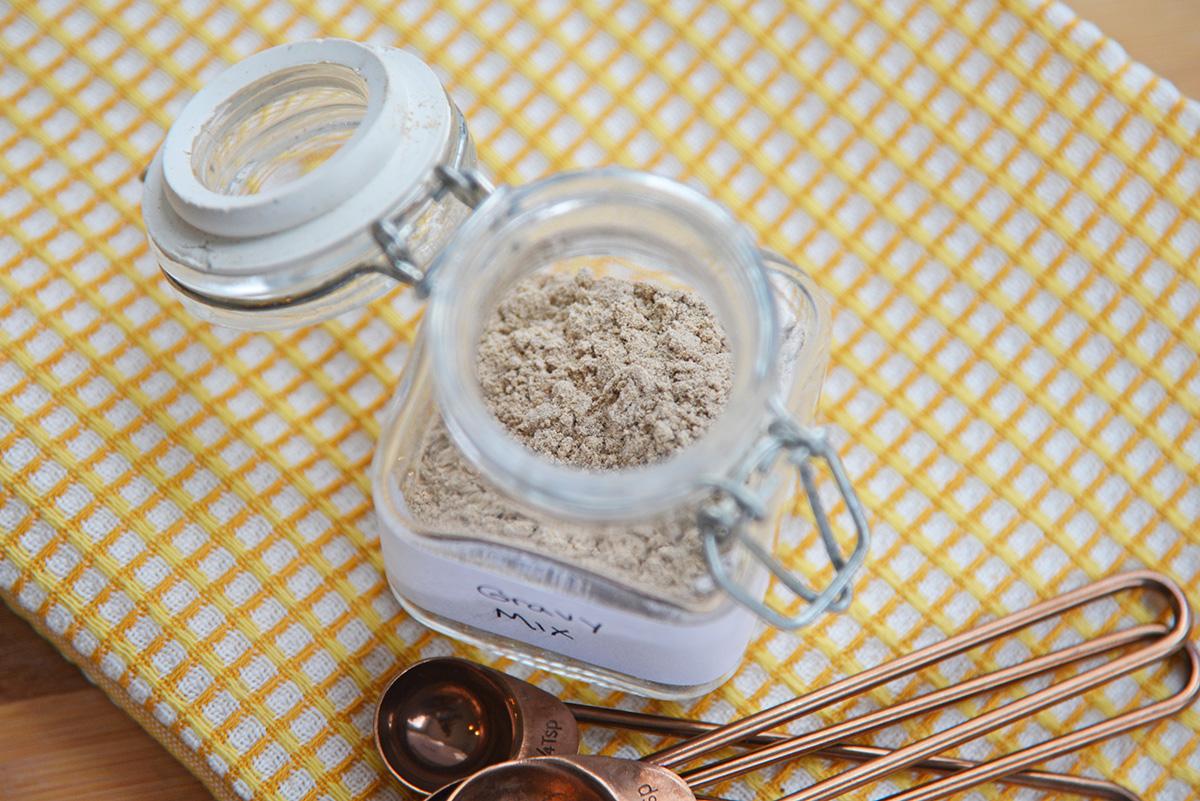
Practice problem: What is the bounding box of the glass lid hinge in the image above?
[371,218,426,294]
[372,165,496,299]
[433,164,495,208]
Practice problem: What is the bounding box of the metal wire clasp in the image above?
[370,164,495,297]
[698,400,870,630]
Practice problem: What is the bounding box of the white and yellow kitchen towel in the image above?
[1,0,1198,799]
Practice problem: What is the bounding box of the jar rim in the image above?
[427,168,779,521]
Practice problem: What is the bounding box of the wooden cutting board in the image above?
[0,602,212,801]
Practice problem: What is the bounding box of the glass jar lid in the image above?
[142,39,472,329]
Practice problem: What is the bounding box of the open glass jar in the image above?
[142,39,869,698]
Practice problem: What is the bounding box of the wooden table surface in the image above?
[3,3,1198,800]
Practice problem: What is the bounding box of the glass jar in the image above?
[142,39,869,698]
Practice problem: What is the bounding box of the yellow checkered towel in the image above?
[1,0,1197,799]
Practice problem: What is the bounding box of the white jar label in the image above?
[379,522,761,689]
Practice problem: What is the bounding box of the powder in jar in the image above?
[476,269,731,468]
[403,269,733,602]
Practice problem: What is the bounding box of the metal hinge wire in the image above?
[699,403,870,630]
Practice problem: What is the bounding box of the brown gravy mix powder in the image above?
[404,270,733,603]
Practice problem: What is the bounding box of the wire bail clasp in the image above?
[370,165,494,297]
[699,403,870,630]
[370,112,495,298]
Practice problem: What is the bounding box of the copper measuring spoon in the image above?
[433,571,1195,801]
[378,626,1155,799]
[445,642,1197,801]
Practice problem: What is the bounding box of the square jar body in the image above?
[371,262,829,698]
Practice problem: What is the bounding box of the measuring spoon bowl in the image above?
[375,657,581,793]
